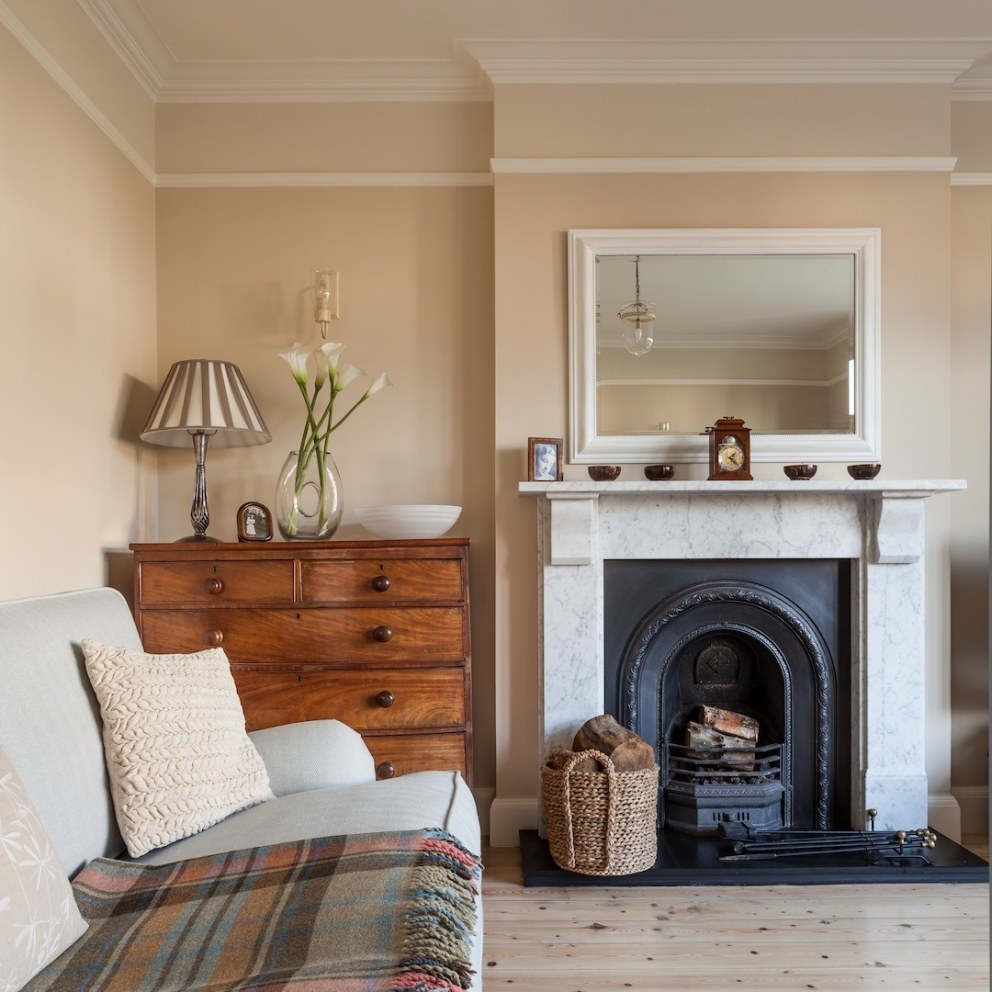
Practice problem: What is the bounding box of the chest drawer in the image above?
[301,558,463,604]
[138,560,294,604]
[233,669,466,732]
[366,733,468,780]
[139,607,467,663]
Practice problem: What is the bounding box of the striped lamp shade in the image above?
[140,360,271,448]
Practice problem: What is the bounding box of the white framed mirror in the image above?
[568,228,881,464]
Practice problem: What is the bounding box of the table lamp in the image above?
[141,359,271,541]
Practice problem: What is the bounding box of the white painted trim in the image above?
[951,786,990,835]
[155,172,493,189]
[461,38,992,86]
[952,173,992,186]
[77,0,164,100]
[952,78,992,101]
[928,793,963,842]
[0,0,155,184]
[488,797,539,848]
[492,156,958,175]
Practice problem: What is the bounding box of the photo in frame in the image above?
[528,437,563,482]
[237,501,273,542]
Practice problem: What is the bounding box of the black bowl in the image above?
[847,463,881,480]
[783,464,817,480]
[644,464,675,481]
[588,465,621,481]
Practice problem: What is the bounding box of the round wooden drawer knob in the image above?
[204,629,224,647]
[372,625,392,643]
[375,690,395,708]
[376,761,396,780]
[371,574,391,592]
[204,577,224,595]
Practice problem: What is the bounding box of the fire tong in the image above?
[718,823,938,864]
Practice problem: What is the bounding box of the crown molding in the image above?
[63,7,992,102]
[491,156,958,175]
[155,172,493,189]
[951,173,992,186]
[952,77,992,101]
[0,0,155,182]
[78,0,165,99]
[78,0,491,103]
[460,38,992,86]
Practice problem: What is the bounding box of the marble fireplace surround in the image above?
[517,479,964,836]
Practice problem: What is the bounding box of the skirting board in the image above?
[951,786,989,835]
[489,795,965,848]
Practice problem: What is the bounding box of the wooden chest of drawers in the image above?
[130,539,472,785]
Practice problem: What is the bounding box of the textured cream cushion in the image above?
[81,640,273,858]
[0,745,88,990]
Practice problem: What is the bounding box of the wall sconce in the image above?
[140,360,271,541]
[618,255,656,357]
[313,267,340,338]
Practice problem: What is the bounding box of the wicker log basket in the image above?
[541,749,659,876]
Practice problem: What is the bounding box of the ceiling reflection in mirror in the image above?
[596,253,855,436]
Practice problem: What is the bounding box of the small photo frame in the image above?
[237,501,273,542]
[528,437,563,482]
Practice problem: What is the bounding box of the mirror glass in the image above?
[568,229,880,464]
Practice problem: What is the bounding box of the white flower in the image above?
[332,363,364,393]
[364,372,392,398]
[277,343,309,385]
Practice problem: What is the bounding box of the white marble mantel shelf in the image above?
[518,479,965,567]
[519,479,965,497]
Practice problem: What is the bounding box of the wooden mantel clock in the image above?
[706,416,752,481]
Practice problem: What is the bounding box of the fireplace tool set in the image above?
[718,821,938,865]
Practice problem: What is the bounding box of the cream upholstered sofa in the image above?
[0,587,482,989]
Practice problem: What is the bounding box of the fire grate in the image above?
[664,741,785,835]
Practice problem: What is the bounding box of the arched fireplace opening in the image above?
[605,560,852,835]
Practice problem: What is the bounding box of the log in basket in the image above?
[541,749,659,876]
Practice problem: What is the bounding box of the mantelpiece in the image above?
[517,479,964,834]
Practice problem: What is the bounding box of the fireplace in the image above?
[604,558,852,834]
[518,478,965,835]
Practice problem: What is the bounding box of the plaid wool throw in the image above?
[24,828,481,992]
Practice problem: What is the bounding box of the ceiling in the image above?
[79,0,992,102]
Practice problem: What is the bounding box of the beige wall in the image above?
[0,21,157,601]
[2,0,155,171]
[950,185,991,828]
[154,184,497,788]
[157,102,493,174]
[494,83,951,157]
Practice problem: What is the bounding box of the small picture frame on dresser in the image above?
[528,437,563,482]
[237,501,273,542]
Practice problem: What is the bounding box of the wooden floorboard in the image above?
[480,838,990,991]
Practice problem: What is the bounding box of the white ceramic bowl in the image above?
[355,504,462,540]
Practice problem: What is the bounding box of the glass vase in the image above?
[274,448,343,540]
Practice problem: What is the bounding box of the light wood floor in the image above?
[480,838,989,991]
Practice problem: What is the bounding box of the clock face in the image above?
[717,436,745,471]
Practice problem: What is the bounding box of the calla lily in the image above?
[278,344,309,385]
[364,372,392,398]
[332,363,364,393]
[278,340,391,537]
